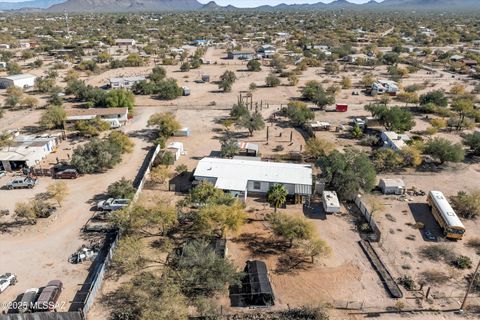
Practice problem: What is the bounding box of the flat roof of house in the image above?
[194,157,312,191]
[65,108,128,118]
[109,76,145,83]
[0,73,36,81]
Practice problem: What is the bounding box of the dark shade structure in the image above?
[238,260,275,306]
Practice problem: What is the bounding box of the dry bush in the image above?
[419,270,450,285]
[419,244,456,262]
[466,237,480,254]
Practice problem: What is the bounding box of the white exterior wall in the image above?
[246,181,295,195]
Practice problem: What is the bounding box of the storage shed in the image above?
[165,142,184,161]
[0,73,36,89]
[379,178,405,195]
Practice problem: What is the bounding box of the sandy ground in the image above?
[1,46,480,319]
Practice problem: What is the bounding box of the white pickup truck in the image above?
[0,273,17,294]
[97,198,130,211]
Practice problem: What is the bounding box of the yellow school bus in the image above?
[427,191,465,240]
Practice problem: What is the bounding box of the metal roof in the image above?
[0,73,36,81]
[194,157,312,191]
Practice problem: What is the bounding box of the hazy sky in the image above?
[198,0,375,7]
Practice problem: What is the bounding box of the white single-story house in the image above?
[379,178,405,195]
[257,44,276,58]
[0,134,60,171]
[371,80,399,96]
[0,73,36,89]
[166,142,185,161]
[115,39,136,46]
[109,76,145,89]
[450,54,465,62]
[322,191,341,214]
[65,108,129,127]
[193,157,312,201]
[0,44,10,49]
[227,50,255,60]
[381,131,410,151]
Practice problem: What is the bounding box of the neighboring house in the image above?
[19,42,30,49]
[227,50,255,60]
[450,54,465,62]
[0,134,62,171]
[192,39,211,46]
[322,191,341,214]
[370,80,399,96]
[257,44,276,58]
[0,44,10,49]
[115,39,136,46]
[0,74,36,89]
[193,157,312,201]
[0,62,6,69]
[381,131,411,151]
[109,76,146,89]
[65,108,129,128]
[379,178,405,195]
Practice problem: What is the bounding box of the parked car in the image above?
[0,170,6,178]
[97,198,130,211]
[0,273,17,293]
[5,177,38,189]
[18,288,39,313]
[35,280,63,311]
[54,169,79,179]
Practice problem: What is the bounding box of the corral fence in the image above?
[354,195,382,242]
[68,145,160,318]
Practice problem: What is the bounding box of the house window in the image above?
[253,181,261,190]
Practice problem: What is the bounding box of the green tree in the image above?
[265,73,281,87]
[364,104,415,132]
[237,112,265,136]
[148,112,181,138]
[463,132,480,156]
[188,180,235,206]
[4,86,23,109]
[301,80,335,109]
[284,101,314,126]
[266,184,288,213]
[420,90,448,107]
[230,102,249,119]
[107,178,136,199]
[305,137,335,159]
[450,190,480,219]
[220,136,239,158]
[180,62,190,72]
[39,106,66,129]
[6,62,21,75]
[47,182,69,207]
[218,70,237,92]
[108,131,134,153]
[247,59,261,71]
[424,138,465,164]
[156,78,183,100]
[148,66,167,83]
[15,202,36,224]
[74,118,111,137]
[106,89,135,114]
[301,238,332,263]
[195,202,247,237]
[318,150,376,200]
[269,212,314,247]
[71,138,124,173]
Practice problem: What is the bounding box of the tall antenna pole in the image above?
[64,9,70,41]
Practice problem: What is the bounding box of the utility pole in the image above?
[460,258,480,312]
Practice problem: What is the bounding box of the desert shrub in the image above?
[451,255,473,269]
[419,270,450,285]
[419,244,456,262]
[397,275,416,290]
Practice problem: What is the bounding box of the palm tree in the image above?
[266,184,288,213]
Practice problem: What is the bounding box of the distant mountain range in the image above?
[0,0,478,13]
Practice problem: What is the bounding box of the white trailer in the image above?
[322,191,340,213]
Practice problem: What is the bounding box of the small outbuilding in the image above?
[379,178,405,195]
[241,260,275,306]
[322,191,341,214]
[165,142,184,161]
[173,127,190,137]
[0,73,36,89]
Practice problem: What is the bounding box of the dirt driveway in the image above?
[0,106,162,312]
